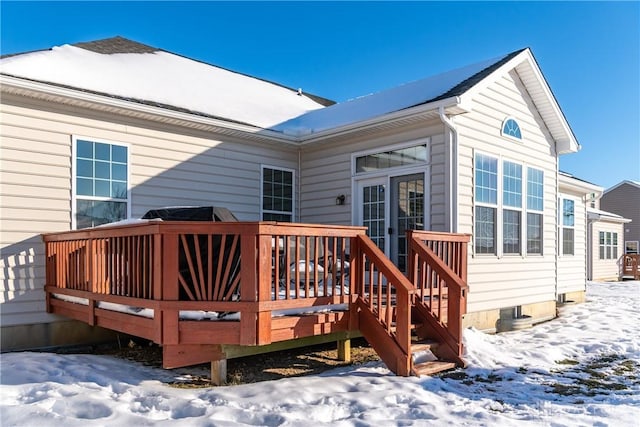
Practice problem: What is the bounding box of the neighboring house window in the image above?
[501,117,522,140]
[561,198,575,255]
[502,161,522,254]
[474,154,498,254]
[599,232,619,259]
[626,241,639,254]
[73,137,129,229]
[262,166,294,222]
[526,168,544,254]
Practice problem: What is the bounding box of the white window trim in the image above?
[474,151,539,258]
[502,159,524,256]
[525,167,544,256]
[71,135,131,230]
[559,196,576,257]
[260,164,296,222]
[500,116,523,142]
[350,138,430,178]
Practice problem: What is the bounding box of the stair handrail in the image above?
[353,234,414,376]
[409,235,468,357]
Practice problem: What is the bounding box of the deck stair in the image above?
[351,232,469,377]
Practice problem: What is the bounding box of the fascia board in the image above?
[0,74,300,145]
[459,50,580,154]
[295,96,465,144]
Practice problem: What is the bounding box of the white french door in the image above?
[356,170,427,271]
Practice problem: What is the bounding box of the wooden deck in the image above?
[622,254,640,279]
[43,221,470,383]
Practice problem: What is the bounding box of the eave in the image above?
[1,74,469,147]
[0,74,300,146]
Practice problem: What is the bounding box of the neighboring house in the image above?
[557,172,631,282]
[1,37,589,350]
[600,181,640,255]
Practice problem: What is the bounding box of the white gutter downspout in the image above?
[298,149,302,222]
[439,106,458,233]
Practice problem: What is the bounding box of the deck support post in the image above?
[337,339,351,362]
[211,359,227,386]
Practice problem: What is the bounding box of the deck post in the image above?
[211,359,227,386]
[337,339,351,362]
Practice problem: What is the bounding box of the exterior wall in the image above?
[299,121,447,231]
[455,69,559,320]
[600,183,640,252]
[557,189,587,294]
[589,220,626,281]
[0,94,297,349]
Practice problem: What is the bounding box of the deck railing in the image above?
[407,230,470,359]
[43,222,469,372]
[44,221,366,350]
[622,254,640,279]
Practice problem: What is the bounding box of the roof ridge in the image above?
[73,36,159,54]
[427,47,528,104]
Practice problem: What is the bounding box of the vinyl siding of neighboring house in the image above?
[600,182,640,253]
[0,93,298,348]
[589,219,625,281]
[455,70,558,316]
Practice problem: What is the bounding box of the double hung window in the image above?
[561,199,575,255]
[599,232,619,260]
[474,154,498,254]
[474,153,545,257]
[73,137,129,229]
[262,166,294,222]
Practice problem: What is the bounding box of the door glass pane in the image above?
[394,174,424,272]
[362,184,385,251]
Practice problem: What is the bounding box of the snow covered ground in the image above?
[2,281,639,426]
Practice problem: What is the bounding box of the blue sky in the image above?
[2,1,638,189]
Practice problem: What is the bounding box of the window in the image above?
[262,166,294,222]
[474,154,498,254]
[501,118,522,140]
[502,161,522,254]
[474,154,548,257]
[626,241,639,254]
[599,232,619,260]
[561,198,575,255]
[355,144,427,173]
[526,168,544,254]
[73,137,129,229]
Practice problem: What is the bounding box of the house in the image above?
[557,173,631,282]
[600,181,640,255]
[1,37,589,355]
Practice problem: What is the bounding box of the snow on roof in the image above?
[587,208,631,223]
[0,38,325,129]
[270,51,519,135]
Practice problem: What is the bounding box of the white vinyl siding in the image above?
[457,70,559,313]
[299,123,445,228]
[0,94,296,332]
[590,220,626,281]
[557,192,587,293]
